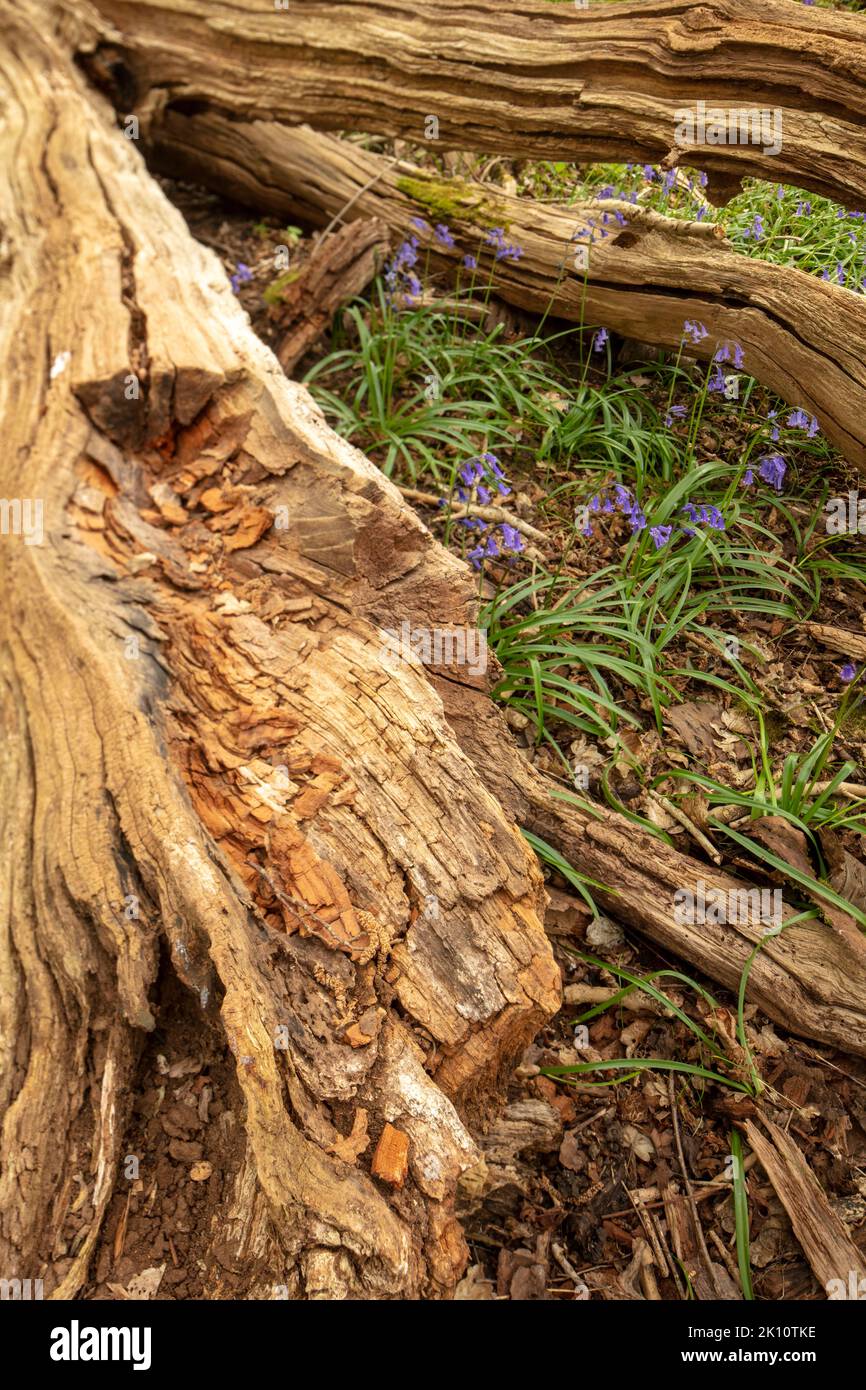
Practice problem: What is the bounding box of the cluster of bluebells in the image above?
[454,452,511,505]
[484,228,524,263]
[440,454,524,569]
[230,262,253,294]
[384,235,422,309]
[683,320,709,346]
[620,164,710,219]
[579,485,725,551]
[579,484,646,537]
[741,409,820,492]
[743,454,786,491]
[465,522,524,569]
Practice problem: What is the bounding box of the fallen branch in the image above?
[145,118,866,467]
[742,1115,866,1298]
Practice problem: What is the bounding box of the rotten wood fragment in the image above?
[269,218,388,374]
[743,1115,866,1298]
[371,1124,410,1188]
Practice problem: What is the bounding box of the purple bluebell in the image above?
[758,454,787,491]
[500,524,524,554]
[650,525,673,550]
[683,320,709,345]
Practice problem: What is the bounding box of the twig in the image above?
[397,485,548,543]
[709,1228,741,1290]
[647,787,722,864]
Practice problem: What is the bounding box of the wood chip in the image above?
[371,1122,410,1187]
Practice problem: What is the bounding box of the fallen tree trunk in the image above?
[148,115,866,467]
[75,0,866,211]
[0,7,561,1300]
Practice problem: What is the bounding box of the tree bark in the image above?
[76,0,866,211]
[149,114,866,468]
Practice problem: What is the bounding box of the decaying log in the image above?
[147,116,866,468]
[0,8,560,1299]
[75,0,866,212]
[269,218,388,373]
[6,0,866,1306]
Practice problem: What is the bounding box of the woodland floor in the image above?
[82,147,866,1302]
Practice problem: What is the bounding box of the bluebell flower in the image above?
[230,262,253,293]
[787,409,819,438]
[463,254,477,270]
[840,662,857,682]
[650,525,673,550]
[434,223,455,249]
[664,405,687,427]
[500,524,524,554]
[593,327,609,352]
[683,320,709,345]
[758,454,787,491]
[714,341,745,369]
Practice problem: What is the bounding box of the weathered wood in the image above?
[269,218,388,373]
[146,116,866,467]
[743,1116,866,1297]
[76,0,866,211]
[0,4,560,1299]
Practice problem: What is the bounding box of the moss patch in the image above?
[395,175,509,231]
[262,268,301,305]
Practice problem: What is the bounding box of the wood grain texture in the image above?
[0,1,559,1299]
[76,0,866,210]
